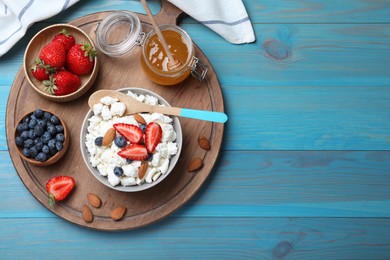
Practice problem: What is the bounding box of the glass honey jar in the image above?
[95,11,208,86]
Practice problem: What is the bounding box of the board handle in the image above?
[154,0,185,25]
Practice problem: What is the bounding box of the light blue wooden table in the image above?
[1,0,390,259]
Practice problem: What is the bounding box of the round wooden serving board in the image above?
[6,1,225,231]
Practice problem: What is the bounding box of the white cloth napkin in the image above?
[0,0,79,57]
[168,0,255,44]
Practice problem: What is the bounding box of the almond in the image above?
[87,193,102,208]
[111,206,127,221]
[134,114,146,125]
[187,157,203,172]
[198,135,211,150]
[138,161,148,179]
[82,205,93,223]
[102,127,116,146]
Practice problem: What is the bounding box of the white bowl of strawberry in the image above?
[24,24,98,102]
[80,88,182,192]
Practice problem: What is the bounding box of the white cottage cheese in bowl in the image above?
[80,88,182,192]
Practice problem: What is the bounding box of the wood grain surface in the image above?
[1,0,390,258]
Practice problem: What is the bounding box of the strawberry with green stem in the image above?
[66,43,96,75]
[30,58,54,81]
[43,70,81,96]
[52,28,75,52]
[39,40,66,71]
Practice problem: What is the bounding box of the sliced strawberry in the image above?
[145,122,162,153]
[117,144,148,161]
[45,176,75,206]
[113,123,143,144]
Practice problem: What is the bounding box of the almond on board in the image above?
[187,157,203,172]
[82,205,93,223]
[87,193,102,208]
[198,135,211,150]
[111,206,127,221]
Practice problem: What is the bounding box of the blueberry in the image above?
[113,166,123,177]
[22,116,31,124]
[146,153,153,161]
[15,136,24,147]
[28,129,37,139]
[24,139,34,148]
[94,137,103,146]
[35,152,48,162]
[16,123,24,133]
[55,125,64,133]
[41,132,52,144]
[29,146,38,157]
[126,158,133,164]
[48,139,56,150]
[34,140,44,151]
[50,148,57,156]
[34,125,44,137]
[22,148,31,158]
[20,131,29,141]
[42,145,50,154]
[114,136,127,148]
[139,124,146,133]
[28,118,37,129]
[55,141,63,151]
[33,109,44,119]
[43,112,52,121]
[56,133,65,142]
[50,115,60,125]
[47,124,57,135]
[37,119,46,128]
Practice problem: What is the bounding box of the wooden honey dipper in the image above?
[140,0,182,71]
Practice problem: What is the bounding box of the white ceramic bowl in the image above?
[80,88,182,192]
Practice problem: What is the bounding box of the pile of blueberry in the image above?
[15,109,65,162]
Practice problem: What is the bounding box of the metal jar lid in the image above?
[95,11,142,56]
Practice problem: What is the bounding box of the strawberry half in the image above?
[113,123,143,144]
[45,176,75,206]
[145,122,162,153]
[118,144,148,161]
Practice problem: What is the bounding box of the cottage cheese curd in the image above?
[85,91,178,187]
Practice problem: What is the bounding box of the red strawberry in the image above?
[52,28,75,52]
[39,41,66,71]
[66,43,96,75]
[31,58,52,81]
[113,123,143,144]
[145,122,162,153]
[43,70,81,96]
[118,144,148,161]
[46,176,75,206]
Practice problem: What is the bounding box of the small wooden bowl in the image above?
[23,24,99,102]
[15,110,69,166]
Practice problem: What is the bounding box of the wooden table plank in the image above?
[43,0,390,24]
[2,25,390,87]
[2,85,390,151]
[1,217,390,259]
[2,151,389,218]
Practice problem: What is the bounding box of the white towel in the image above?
[168,0,255,44]
[0,0,79,57]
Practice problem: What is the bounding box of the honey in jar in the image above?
[95,12,207,86]
[141,28,191,85]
